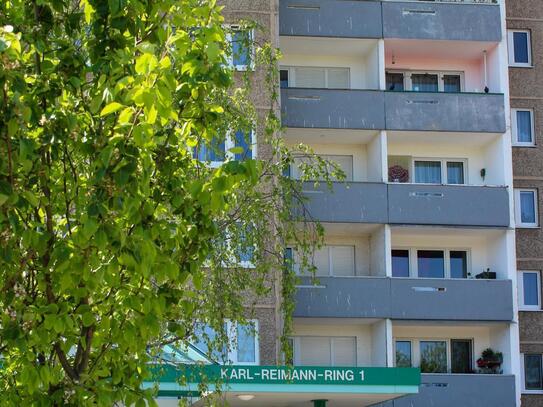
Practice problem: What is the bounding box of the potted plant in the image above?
[477,348,503,374]
[475,268,497,279]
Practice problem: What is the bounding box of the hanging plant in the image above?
[389,165,409,183]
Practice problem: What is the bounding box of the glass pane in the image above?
[446,162,464,184]
[392,250,410,277]
[396,341,412,367]
[415,161,442,184]
[193,138,226,162]
[232,31,251,67]
[330,246,355,276]
[525,355,543,390]
[523,272,540,306]
[295,67,326,88]
[234,130,252,160]
[450,251,468,279]
[520,191,536,224]
[443,75,461,93]
[299,337,331,366]
[280,69,289,88]
[513,32,529,64]
[417,250,445,278]
[451,340,472,373]
[517,111,533,143]
[412,74,438,92]
[327,68,350,89]
[386,72,404,91]
[193,324,227,362]
[420,341,447,373]
[332,337,356,366]
[237,324,256,363]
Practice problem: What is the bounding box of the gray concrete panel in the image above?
[387,183,510,227]
[376,374,516,407]
[281,88,386,130]
[279,0,383,39]
[294,277,514,321]
[384,92,506,133]
[382,1,502,41]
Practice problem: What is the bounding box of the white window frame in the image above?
[515,188,539,228]
[392,247,471,279]
[508,30,532,68]
[386,70,465,92]
[412,158,468,185]
[292,336,357,367]
[521,353,543,393]
[193,130,257,168]
[511,108,535,146]
[226,25,255,71]
[226,319,260,365]
[518,270,542,311]
[280,66,351,89]
[395,338,474,374]
[294,245,356,277]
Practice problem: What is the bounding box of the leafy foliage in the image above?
[0,0,342,405]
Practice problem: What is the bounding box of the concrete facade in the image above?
[507,0,543,404]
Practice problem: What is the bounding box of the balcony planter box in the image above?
[475,271,497,279]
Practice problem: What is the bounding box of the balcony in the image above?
[375,374,516,407]
[281,89,505,133]
[296,182,510,227]
[382,1,501,42]
[384,91,506,133]
[279,0,501,42]
[279,0,382,39]
[294,277,514,321]
[281,88,385,130]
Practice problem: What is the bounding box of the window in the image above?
[392,250,410,277]
[293,336,356,366]
[395,341,412,367]
[451,339,472,374]
[294,245,355,277]
[280,66,350,89]
[291,154,354,181]
[392,249,469,279]
[420,341,447,373]
[228,27,254,71]
[508,30,532,67]
[523,354,543,391]
[417,250,445,278]
[512,109,535,146]
[515,189,539,227]
[193,131,256,167]
[414,159,466,185]
[386,70,463,92]
[518,271,541,311]
[193,321,259,365]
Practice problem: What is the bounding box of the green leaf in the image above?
[82,312,95,327]
[135,53,158,75]
[100,102,124,117]
[0,194,8,206]
[118,107,134,125]
[22,191,39,207]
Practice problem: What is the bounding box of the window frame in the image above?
[395,339,413,368]
[386,69,465,93]
[511,108,535,146]
[412,158,468,185]
[193,129,257,168]
[508,29,533,68]
[518,270,542,311]
[521,353,543,393]
[226,25,255,71]
[391,247,471,279]
[514,188,539,228]
[280,66,351,89]
[227,319,260,366]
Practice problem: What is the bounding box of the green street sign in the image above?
[154,365,420,387]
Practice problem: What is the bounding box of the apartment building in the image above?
[506,1,543,406]
[151,1,523,406]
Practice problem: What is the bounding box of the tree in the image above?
[0,1,340,405]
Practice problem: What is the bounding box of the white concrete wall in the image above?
[370,226,387,277]
[368,132,386,182]
[371,320,389,367]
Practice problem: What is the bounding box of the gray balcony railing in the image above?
[281,89,506,133]
[294,277,514,321]
[375,374,516,407]
[296,182,510,228]
[280,0,501,41]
